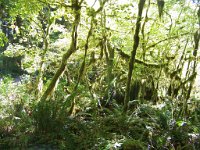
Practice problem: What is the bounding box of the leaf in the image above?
[0,32,8,47]
[176,120,187,127]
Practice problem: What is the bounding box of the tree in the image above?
[123,0,146,113]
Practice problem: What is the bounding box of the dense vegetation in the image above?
[0,0,200,149]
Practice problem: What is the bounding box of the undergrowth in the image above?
[0,76,200,149]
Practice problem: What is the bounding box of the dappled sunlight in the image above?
[0,0,199,149]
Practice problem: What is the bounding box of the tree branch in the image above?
[146,32,190,50]
[116,48,167,67]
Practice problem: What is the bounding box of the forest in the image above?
[0,0,200,149]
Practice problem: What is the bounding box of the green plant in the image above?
[122,139,146,150]
[32,100,66,133]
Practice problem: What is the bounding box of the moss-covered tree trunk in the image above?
[36,7,53,98]
[36,20,52,98]
[180,7,200,117]
[185,31,199,111]
[68,1,108,115]
[100,10,115,104]
[68,16,94,115]
[186,8,200,100]
[40,0,82,101]
[123,0,146,113]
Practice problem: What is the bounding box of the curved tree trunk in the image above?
[40,0,82,101]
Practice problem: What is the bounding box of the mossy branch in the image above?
[116,48,167,68]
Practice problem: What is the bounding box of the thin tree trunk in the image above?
[68,1,108,115]
[37,33,50,98]
[123,0,146,113]
[186,31,199,99]
[186,6,200,100]
[181,7,200,117]
[183,6,200,115]
[68,16,94,115]
[141,0,150,61]
[100,10,114,103]
[36,7,53,97]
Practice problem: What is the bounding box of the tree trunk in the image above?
[123,0,146,113]
[36,7,53,97]
[36,34,50,98]
[68,1,108,115]
[184,30,199,114]
[68,17,94,115]
[180,7,200,117]
[40,1,81,101]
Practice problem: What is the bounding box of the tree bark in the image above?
[185,31,199,99]
[68,1,108,115]
[185,6,200,103]
[40,0,82,101]
[123,0,146,113]
[36,21,52,98]
[68,16,94,115]
[180,6,200,117]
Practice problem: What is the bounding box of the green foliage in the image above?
[122,139,145,150]
[0,32,8,47]
[32,99,67,133]
[0,76,34,148]
[9,0,43,18]
[0,0,200,149]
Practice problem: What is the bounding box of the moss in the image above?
[122,139,145,150]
